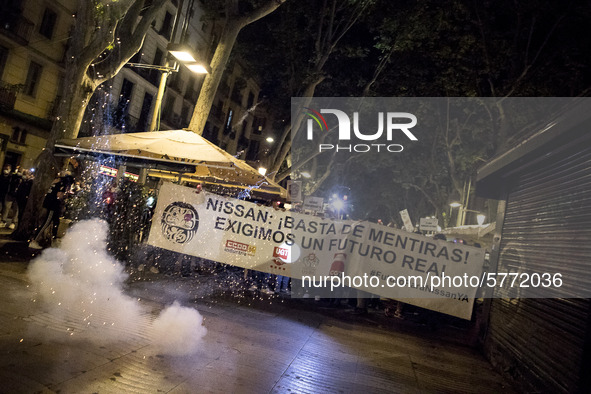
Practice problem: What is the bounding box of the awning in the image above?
[55,129,286,199]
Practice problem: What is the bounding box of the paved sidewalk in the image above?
[0,237,515,393]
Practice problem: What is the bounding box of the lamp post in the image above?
[449,202,485,227]
[449,202,462,227]
[127,43,210,133]
[257,134,275,177]
[125,47,209,183]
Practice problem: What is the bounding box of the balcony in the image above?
[0,14,34,45]
[0,82,20,111]
[230,90,243,106]
[218,83,230,96]
[184,89,199,102]
[210,104,224,121]
[129,67,160,87]
[124,113,140,132]
[168,75,183,94]
[162,112,183,129]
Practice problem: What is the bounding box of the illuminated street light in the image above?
[332,198,345,211]
[128,45,210,132]
[301,171,311,178]
[167,44,196,62]
[266,137,274,143]
[258,167,267,176]
[186,63,210,74]
[449,202,462,208]
[167,44,211,73]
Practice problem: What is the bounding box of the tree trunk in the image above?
[12,0,168,241]
[186,0,285,135]
[494,101,510,155]
[187,21,241,135]
[49,72,96,146]
[13,74,95,240]
[268,77,323,179]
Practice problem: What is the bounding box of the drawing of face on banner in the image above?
[161,202,200,244]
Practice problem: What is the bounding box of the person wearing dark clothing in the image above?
[29,174,73,249]
[1,167,23,228]
[0,164,12,215]
[16,169,34,226]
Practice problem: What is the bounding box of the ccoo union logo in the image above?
[161,202,199,244]
[303,107,417,153]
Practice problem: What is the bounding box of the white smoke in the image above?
[149,301,205,356]
[27,219,206,355]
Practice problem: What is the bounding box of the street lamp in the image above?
[449,202,463,227]
[127,44,210,133]
[167,43,200,63]
[449,202,484,227]
[168,44,212,73]
[331,196,346,219]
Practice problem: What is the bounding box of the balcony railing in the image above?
[218,83,230,96]
[184,89,198,102]
[210,104,224,121]
[162,112,182,129]
[129,67,161,87]
[0,14,34,45]
[0,82,21,111]
[168,75,183,93]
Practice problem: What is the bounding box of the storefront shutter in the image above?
[487,143,591,393]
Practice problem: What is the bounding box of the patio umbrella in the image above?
[55,129,285,198]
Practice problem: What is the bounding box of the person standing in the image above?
[15,169,34,227]
[0,164,12,219]
[1,166,23,229]
[28,172,73,249]
[353,207,389,315]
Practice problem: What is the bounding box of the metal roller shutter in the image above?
[487,143,591,393]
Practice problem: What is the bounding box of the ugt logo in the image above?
[303,107,417,153]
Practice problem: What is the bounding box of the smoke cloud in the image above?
[27,219,207,355]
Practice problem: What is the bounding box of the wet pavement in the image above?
[0,235,516,393]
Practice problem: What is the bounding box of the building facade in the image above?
[202,59,275,164]
[0,0,76,170]
[0,0,273,173]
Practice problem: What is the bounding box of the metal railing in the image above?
[0,14,34,45]
[0,82,21,110]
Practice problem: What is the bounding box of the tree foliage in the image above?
[186,0,287,135]
[237,0,590,224]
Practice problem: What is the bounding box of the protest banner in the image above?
[420,217,439,232]
[287,180,302,203]
[399,209,414,232]
[148,182,486,319]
